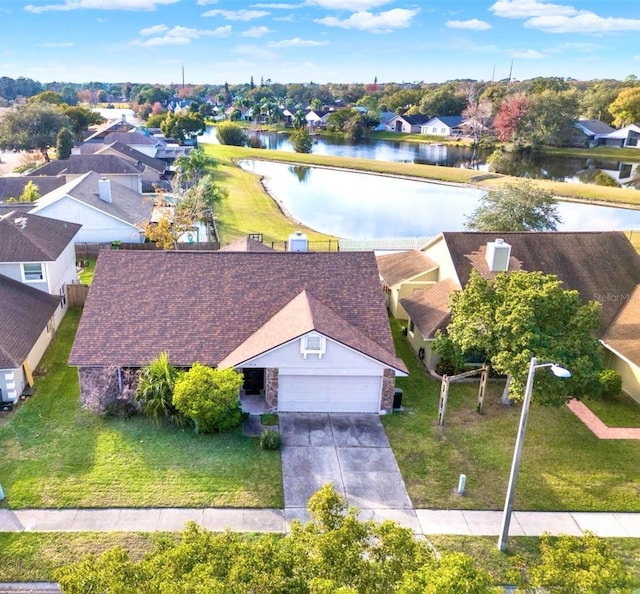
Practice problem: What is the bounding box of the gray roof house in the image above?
[29,171,152,244]
[0,176,66,202]
[420,116,465,137]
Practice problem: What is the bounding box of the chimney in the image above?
[98,178,112,204]
[485,238,511,272]
[288,231,308,252]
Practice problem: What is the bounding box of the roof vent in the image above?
[485,238,511,272]
[98,177,112,204]
[288,231,308,252]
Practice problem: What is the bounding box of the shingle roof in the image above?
[31,171,153,226]
[400,279,458,338]
[441,231,640,333]
[602,286,640,366]
[0,274,61,368]
[68,250,405,373]
[29,155,142,177]
[95,142,167,174]
[104,132,159,146]
[426,116,464,128]
[0,210,81,262]
[397,114,430,126]
[377,250,438,287]
[575,119,615,136]
[0,176,66,201]
[219,237,275,252]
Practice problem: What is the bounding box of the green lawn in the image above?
[0,308,283,509]
[582,392,640,428]
[77,258,96,285]
[382,318,640,512]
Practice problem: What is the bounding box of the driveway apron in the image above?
[279,413,413,512]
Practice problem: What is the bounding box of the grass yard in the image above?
[0,308,283,509]
[382,318,640,512]
[582,392,640,428]
[77,258,96,285]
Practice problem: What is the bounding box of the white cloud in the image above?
[134,25,231,47]
[508,48,546,59]
[490,0,579,18]
[525,14,640,34]
[202,9,269,20]
[140,24,169,36]
[253,2,305,7]
[314,8,419,33]
[446,19,492,31]
[230,44,277,61]
[268,37,329,47]
[306,0,391,9]
[242,26,272,37]
[25,0,178,13]
[547,41,600,53]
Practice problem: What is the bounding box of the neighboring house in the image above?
[385,114,430,134]
[420,116,464,137]
[102,131,162,158]
[0,176,65,202]
[378,232,640,402]
[573,119,615,147]
[69,250,407,414]
[305,109,331,129]
[82,116,136,143]
[598,124,640,148]
[375,111,397,131]
[29,171,152,244]
[0,211,81,404]
[29,154,143,193]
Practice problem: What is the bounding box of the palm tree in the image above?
[293,109,307,129]
[135,352,179,425]
[174,149,218,187]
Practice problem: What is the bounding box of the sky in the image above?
[0,0,639,86]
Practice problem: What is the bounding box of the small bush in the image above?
[435,359,457,377]
[599,369,623,398]
[261,413,279,426]
[259,429,281,450]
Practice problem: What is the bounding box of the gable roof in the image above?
[602,286,640,366]
[601,124,640,139]
[440,231,640,333]
[400,279,457,338]
[0,273,61,368]
[219,289,405,371]
[104,131,161,146]
[68,251,405,373]
[30,171,152,227]
[575,119,615,136]
[0,176,66,201]
[29,155,142,177]
[94,142,167,174]
[83,118,135,142]
[377,250,438,287]
[424,116,464,128]
[0,210,80,262]
[219,237,275,252]
[394,114,430,126]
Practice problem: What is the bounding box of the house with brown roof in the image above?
[0,211,80,405]
[69,250,407,414]
[378,232,640,402]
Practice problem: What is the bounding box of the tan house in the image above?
[378,232,640,402]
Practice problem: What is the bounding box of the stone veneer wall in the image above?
[381,368,396,412]
[265,368,279,411]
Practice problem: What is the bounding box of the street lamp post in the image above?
[497,356,571,552]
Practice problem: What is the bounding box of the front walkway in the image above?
[566,399,640,439]
[2,507,639,537]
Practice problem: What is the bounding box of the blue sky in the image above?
[1,0,639,85]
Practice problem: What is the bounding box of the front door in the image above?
[243,368,265,395]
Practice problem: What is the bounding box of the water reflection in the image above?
[239,159,640,240]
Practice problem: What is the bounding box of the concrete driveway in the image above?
[279,413,413,514]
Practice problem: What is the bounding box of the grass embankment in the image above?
[382,318,640,512]
[0,309,283,509]
[204,143,640,217]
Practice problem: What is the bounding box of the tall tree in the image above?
[493,95,531,145]
[0,103,71,162]
[465,180,561,232]
[609,86,640,127]
[289,127,313,153]
[56,126,74,159]
[160,111,206,145]
[437,269,602,404]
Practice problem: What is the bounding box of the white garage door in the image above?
[278,375,381,413]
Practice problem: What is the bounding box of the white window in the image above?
[22,263,45,282]
[301,333,326,359]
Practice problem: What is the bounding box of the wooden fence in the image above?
[75,241,221,261]
[67,283,90,307]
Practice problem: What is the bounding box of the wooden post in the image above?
[438,375,449,426]
[477,364,488,414]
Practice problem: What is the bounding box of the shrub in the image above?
[599,368,623,398]
[261,413,279,426]
[215,122,247,146]
[135,352,182,426]
[289,127,313,153]
[259,429,281,450]
[435,359,457,377]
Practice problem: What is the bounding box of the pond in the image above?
[200,126,640,189]
[238,160,640,240]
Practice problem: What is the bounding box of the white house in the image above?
[598,124,640,148]
[420,116,464,137]
[0,211,80,405]
[29,172,152,244]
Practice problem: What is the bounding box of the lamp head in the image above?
[550,364,571,378]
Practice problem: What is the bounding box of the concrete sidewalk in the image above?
[2,507,640,537]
